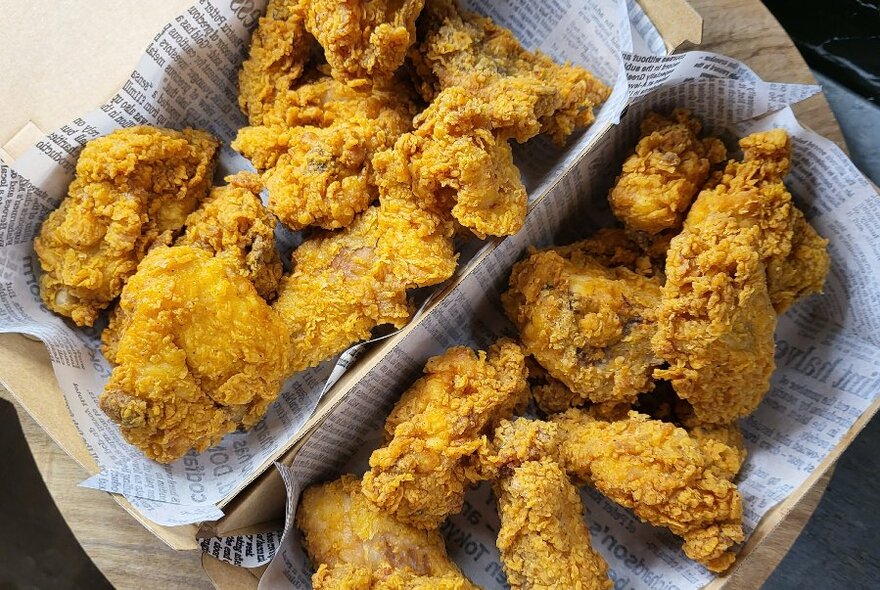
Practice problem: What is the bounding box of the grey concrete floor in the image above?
[762,73,880,590]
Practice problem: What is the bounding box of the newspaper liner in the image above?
[228,34,880,590]
[0,0,648,527]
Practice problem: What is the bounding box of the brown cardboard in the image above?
[0,0,193,164]
[639,0,703,51]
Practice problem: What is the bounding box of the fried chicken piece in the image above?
[652,130,811,424]
[411,0,610,144]
[273,145,457,372]
[98,245,290,463]
[502,245,662,411]
[233,75,417,230]
[298,474,478,590]
[483,418,613,590]
[608,109,726,236]
[361,339,529,530]
[306,0,424,85]
[176,172,282,300]
[552,228,666,278]
[766,207,830,313]
[685,421,747,481]
[238,0,313,126]
[554,409,744,572]
[633,383,748,480]
[34,126,218,327]
[388,83,533,238]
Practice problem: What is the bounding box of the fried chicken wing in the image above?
[176,172,282,300]
[361,339,529,530]
[652,129,827,424]
[553,409,744,572]
[391,84,533,238]
[98,245,290,463]
[635,384,748,480]
[306,0,425,85]
[766,207,830,313]
[391,0,609,237]
[298,474,478,590]
[608,110,726,236]
[238,0,313,126]
[272,144,457,372]
[34,126,218,327]
[485,418,613,590]
[502,245,662,411]
[411,0,610,144]
[233,75,417,230]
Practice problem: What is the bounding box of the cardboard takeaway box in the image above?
[2,2,878,589]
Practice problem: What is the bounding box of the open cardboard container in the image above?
[2,1,878,589]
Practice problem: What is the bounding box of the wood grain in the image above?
[1,1,847,589]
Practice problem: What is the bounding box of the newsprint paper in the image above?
[1,0,640,527]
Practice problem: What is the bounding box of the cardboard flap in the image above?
[637,0,703,51]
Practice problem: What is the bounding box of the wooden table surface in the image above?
[0,1,846,589]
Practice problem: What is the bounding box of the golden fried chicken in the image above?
[635,384,748,480]
[176,172,282,300]
[686,421,747,481]
[484,418,613,590]
[298,474,478,589]
[306,0,424,85]
[550,228,662,278]
[502,245,662,411]
[273,144,457,372]
[361,339,529,529]
[652,129,826,424]
[99,245,290,463]
[389,0,609,238]
[233,74,417,230]
[411,0,610,144]
[238,0,313,126]
[766,207,830,313]
[553,409,744,572]
[390,83,534,238]
[608,110,726,236]
[34,126,218,327]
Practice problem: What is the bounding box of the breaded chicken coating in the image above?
[306,0,425,85]
[238,0,313,126]
[176,172,282,300]
[502,245,662,411]
[766,207,830,313]
[608,110,726,236]
[361,339,529,529]
[550,228,662,278]
[391,83,533,238]
[298,474,478,590]
[233,74,417,230]
[34,126,218,327]
[653,129,828,424]
[99,246,290,463]
[485,418,613,590]
[272,145,457,372]
[554,409,744,572]
[411,0,610,144]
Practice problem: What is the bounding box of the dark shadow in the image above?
[0,399,112,590]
